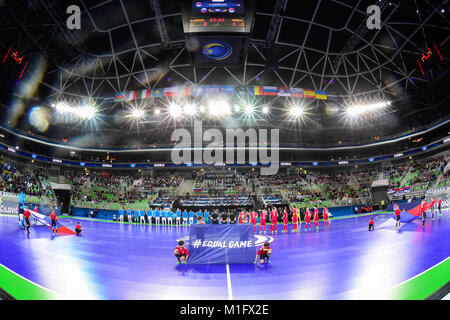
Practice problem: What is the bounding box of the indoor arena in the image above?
[0,0,449,304]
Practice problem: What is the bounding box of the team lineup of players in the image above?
[116,205,331,233]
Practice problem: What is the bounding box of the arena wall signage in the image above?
[0,192,18,215]
[387,187,410,196]
[0,132,448,170]
[112,85,328,102]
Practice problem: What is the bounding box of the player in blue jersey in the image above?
[119,207,125,222]
[196,210,203,223]
[182,209,188,226]
[134,209,140,223]
[161,210,167,225]
[126,208,132,223]
[175,209,181,226]
[168,209,174,225]
[155,208,161,225]
[189,210,195,225]
[139,209,145,224]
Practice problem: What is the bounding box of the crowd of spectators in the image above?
[315,173,358,200]
[385,164,408,189]
[409,156,447,186]
[195,174,248,194]
[0,161,51,198]
[68,170,183,204]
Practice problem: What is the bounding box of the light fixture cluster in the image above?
[346,101,391,117]
[52,101,98,120]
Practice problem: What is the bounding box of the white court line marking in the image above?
[226,264,233,300]
[0,263,61,298]
[393,257,450,287]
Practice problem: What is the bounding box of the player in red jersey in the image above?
[368,217,376,231]
[291,206,298,232]
[23,206,31,234]
[305,208,311,231]
[323,206,330,228]
[250,210,258,232]
[438,197,442,216]
[50,210,58,235]
[282,209,289,232]
[174,240,189,264]
[75,222,83,235]
[421,199,427,227]
[260,210,267,233]
[394,204,401,230]
[430,197,436,219]
[270,207,278,234]
[239,210,246,224]
[313,206,319,231]
[254,242,271,264]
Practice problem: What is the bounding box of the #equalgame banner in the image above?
[188,224,256,264]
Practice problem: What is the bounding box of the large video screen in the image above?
[191,1,244,15]
[189,0,245,32]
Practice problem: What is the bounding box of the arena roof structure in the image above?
[0,0,449,149]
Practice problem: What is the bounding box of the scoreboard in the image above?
[181,0,256,67]
[189,1,245,32]
[182,0,254,33]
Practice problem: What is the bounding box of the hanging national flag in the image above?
[114,92,127,101]
[125,91,136,101]
[315,91,327,100]
[303,89,316,98]
[236,86,249,96]
[179,86,192,97]
[253,86,263,95]
[151,88,164,98]
[290,88,303,97]
[164,87,178,97]
[137,89,151,99]
[277,87,291,96]
[192,86,204,97]
[262,86,278,96]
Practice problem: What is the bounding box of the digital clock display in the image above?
[189,17,245,28]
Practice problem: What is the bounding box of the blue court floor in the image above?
[1,211,449,299]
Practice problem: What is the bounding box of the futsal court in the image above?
[1,210,449,300]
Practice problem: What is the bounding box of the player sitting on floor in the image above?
[174,241,189,264]
[254,242,272,264]
[368,217,376,231]
[75,222,83,235]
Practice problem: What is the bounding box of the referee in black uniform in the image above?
[221,211,229,224]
